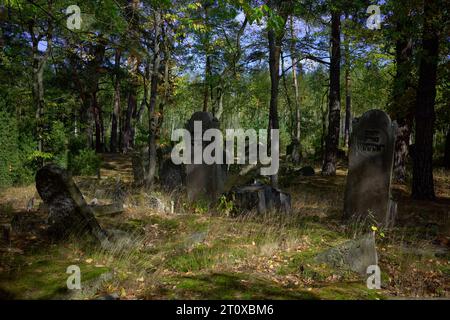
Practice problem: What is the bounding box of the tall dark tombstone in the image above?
[344,110,397,227]
[185,112,227,201]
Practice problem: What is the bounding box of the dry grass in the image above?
[0,158,449,300]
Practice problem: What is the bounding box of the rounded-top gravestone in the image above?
[344,109,397,227]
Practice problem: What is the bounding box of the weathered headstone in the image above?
[159,158,185,192]
[185,112,227,201]
[229,182,291,215]
[36,164,108,243]
[344,109,397,227]
[316,233,378,276]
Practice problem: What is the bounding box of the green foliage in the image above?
[46,121,67,167]
[27,150,53,164]
[217,195,234,215]
[69,149,101,176]
[0,111,19,187]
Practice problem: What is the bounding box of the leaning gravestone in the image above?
[344,109,397,227]
[36,164,108,243]
[185,112,227,201]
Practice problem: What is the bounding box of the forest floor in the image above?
[0,154,449,300]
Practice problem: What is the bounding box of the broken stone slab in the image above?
[35,164,108,244]
[89,202,124,217]
[229,183,291,215]
[315,233,378,276]
[64,271,114,300]
[146,194,167,213]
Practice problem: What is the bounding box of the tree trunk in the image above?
[29,21,52,154]
[158,35,171,138]
[89,42,106,153]
[412,0,440,200]
[215,86,224,120]
[343,25,351,149]
[289,17,301,165]
[135,63,149,123]
[203,54,211,112]
[391,3,414,183]
[32,50,45,153]
[321,90,328,158]
[145,10,161,187]
[110,49,121,153]
[268,21,285,187]
[394,119,411,182]
[322,11,341,176]
[122,0,140,153]
[92,91,103,153]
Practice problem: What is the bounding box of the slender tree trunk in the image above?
[145,10,161,187]
[268,21,285,187]
[215,86,224,120]
[444,128,450,169]
[322,11,341,176]
[202,3,211,113]
[158,38,171,135]
[122,0,140,153]
[136,63,149,123]
[92,91,103,152]
[289,17,301,164]
[110,49,121,153]
[412,0,440,200]
[29,22,52,154]
[90,42,106,153]
[122,87,137,152]
[343,24,352,149]
[391,4,414,183]
[203,54,211,112]
[32,51,45,153]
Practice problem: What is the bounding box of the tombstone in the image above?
[316,233,378,276]
[159,158,185,192]
[229,182,291,215]
[35,164,108,243]
[344,109,397,227]
[185,112,227,201]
